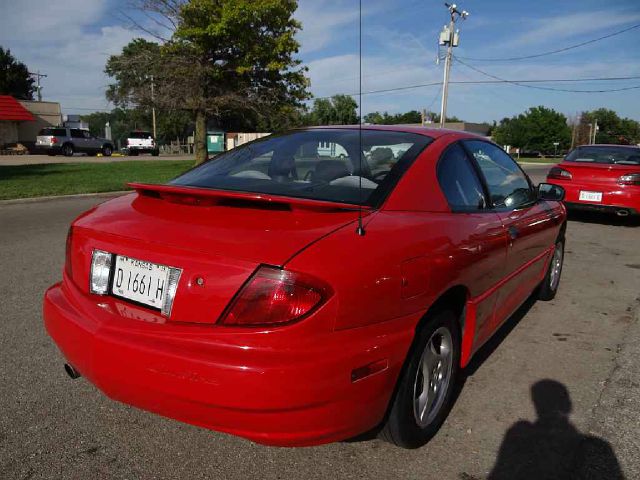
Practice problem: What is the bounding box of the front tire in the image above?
[538,238,564,301]
[381,309,461,448]
[102,145,113,157]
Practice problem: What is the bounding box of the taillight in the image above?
[618,173,640,186]
[51,137,58,145]
[64,227,73,277]
[547,167,572,180]
[219,266,328,327]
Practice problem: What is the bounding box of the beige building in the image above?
[226,132,271,151]
[18,100,62,148]
[401,122,492,137]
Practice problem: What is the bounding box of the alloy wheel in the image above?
[413,326,454,428]
[549,243,563,291]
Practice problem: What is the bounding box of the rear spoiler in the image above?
[128,183,371,212]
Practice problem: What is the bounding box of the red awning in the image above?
[0,96,35,121]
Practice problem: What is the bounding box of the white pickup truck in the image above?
[126,131,159,156]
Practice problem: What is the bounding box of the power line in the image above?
[308,74,640,101]
[456,22,640,62]
[453,56,640,93]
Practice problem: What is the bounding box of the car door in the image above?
[436,143,508,349]
[70,129,86,152]
[84,130,102,153]
[463,140,557,330]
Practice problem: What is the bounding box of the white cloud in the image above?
[295,0,388,54]
[0,0,154,113]
[295,0,360,54]
[510,10,640,47]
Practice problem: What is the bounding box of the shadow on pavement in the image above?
[567,209,640,228]
[487,379,624,480]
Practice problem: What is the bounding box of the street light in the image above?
[553,141,559,158]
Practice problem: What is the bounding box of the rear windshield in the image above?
[170,129,432,206]
[129,131,153,139]
[565,146,640,165]
[39,128,66,136]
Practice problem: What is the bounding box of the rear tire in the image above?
[380,309,461,448]
[62,144,74,157]
[538,238,564,301]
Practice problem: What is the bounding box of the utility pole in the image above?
[29,70,48,102]
[438,3,468,128]
[150,76,157,139]
[592,119,598,144]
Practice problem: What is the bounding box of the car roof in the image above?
[300,124,484,139]
[577,144,640,149]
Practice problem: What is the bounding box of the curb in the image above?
[518,162,555,166]
[0,191,130,206]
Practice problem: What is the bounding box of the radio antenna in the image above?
[356,0,366,236]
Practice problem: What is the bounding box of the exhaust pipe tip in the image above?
[64,363,81,379]
[616,209,630,217]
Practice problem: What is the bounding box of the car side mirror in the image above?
[538,183,565,202]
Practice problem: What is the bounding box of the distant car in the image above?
[44,126,568,448]
[547,144,640,217]
[126,131,159,156]
[36,127,114,157]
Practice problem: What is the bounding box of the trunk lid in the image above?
[71,185,364,324]
[561,161,640,185]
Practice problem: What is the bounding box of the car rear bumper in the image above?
[128,146,157,152]
[564,202,638,216]
[43,278,416,446]
[547,179,640,215]
[37,145,61,152]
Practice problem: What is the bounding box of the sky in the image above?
[1,0,639,123]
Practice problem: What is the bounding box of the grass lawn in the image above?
[516,157,560,164]
[0,160,194,201]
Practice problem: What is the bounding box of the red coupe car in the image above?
[547,144,640,217]
[44,126,566,448]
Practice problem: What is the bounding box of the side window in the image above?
[437,144,486,211]
[70,129,84,139]
[464,140,534,209]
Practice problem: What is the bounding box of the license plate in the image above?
[579,191,602,202]
[111,255,172,309]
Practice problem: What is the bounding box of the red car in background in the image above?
[44,126,566,448]
[547,144,640,217]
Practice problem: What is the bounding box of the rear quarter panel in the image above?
[285,210,508,332]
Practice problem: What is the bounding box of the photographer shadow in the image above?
[487,379,624,480]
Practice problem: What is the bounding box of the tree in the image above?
[363,110,460,125]
[330,94,359,124]
[579,108,640,145]
[305,95,358,125]
[492,106,571,154]
[106,0,310,164]
[0,47,35,100]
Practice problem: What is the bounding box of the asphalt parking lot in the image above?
[1,165,639,479]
